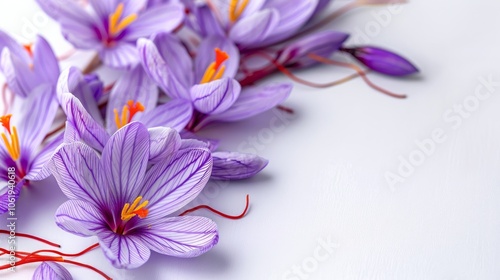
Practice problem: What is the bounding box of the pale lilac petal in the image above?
[190,78,241,115]
[58,92,110,152]
[123,0,148,15]
[148,127,181,164]
[0,180,23,215]
[32,262,73,280]
[152,32,193,89]
[140,99,193,132]
[0,48,38,98]
[100,43,139,69]
[229,9,280,46]
[257,0,318,46]
[85,73,104,102]
[141,148,212,218]
[25,133,64,181]
[137,38,190,99]
[88,0,118,21]
[101,122,149,205]
[193,5,225,37]
[98,231,150,269]
[106,65,158,133]
[48,143,110,208]
[124,3,185,40]
[195,36,239,81]
[0,30,30,64]
[138,216,218,258]
[15,85,58,150]
[55,200,107,237]
[195,83,292,129]
[57,67,103,125]
[211,151,269,180]
[32,35,60,87]
[179,132,220,151]
[179,139,211,150]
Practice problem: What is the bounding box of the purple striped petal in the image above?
[55,200,107,237]
[100,43,139,69]
[58,92,109,152]
[152,32,193,89]
[0,30,30,64]
[0,180,23,215]
[101,122,149,205]
[32,262,73,280]
[97,231,150,269]
[107,65,158,133]
[211,151,269,180]
[179,139,211,150]
[190,78,241,115]
[195,36,240,82]
[140,148,212,218]
[138,216,218,257]
[229,9,280,46]
[195,82,292,129]
[57,67,103,125]
[88,0,118,21]
[124,3,185,41]
[32,35,60,87]
[49,143,110,208]
[140,99,193,132]
[0,48,39,98]
[179,131,220,151]
[192,5,225,37]
[148,127,181,164]
[25,133,64,181]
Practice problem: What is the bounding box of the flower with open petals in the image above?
[138,33,292,131]
[35,0,185,68]
[49,122,218,269]
[0,85,62,214]
[0,31,59,97]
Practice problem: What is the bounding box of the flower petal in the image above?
[0,30,30,64]
[97,231,150,269]
[106,65,158,133]
[211,151,269,180]
[0,48,39,98]
[99,42,139,69]
[58,92,110,152]
[141,148,212,218]
[101,122,149,205]
[229,9,280,46]
[140,99,193,132]
[32,35,60,87]
[124,3,185,40]
[25,133,64,181]
[0,180,23,215]
[138,216,218,258]
[32,262,73,280]
[55,200,107,237]
[346,46,420,76]
[49,143,109,208]
[190,78,241,115]
[148,127,181,164]
[192,5,225,37]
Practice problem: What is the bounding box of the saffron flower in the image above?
[48,122,218,269]
[0,31,59,97]
[138,33,292,131]
[0,85,62,214]
[35,0,185,68]
[32,262,72,280]
[211,151,269,180]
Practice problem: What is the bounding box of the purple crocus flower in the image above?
[211,151,268,180]
[32,262,72,280]
[342,46,419,76]
[35,0,185,68]
[0,85,62,214]
[0,31,59,97]
[190,0,320,48]
[138,33,292,131]
[48,122,218,269]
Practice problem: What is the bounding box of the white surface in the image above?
[1,1,500,279]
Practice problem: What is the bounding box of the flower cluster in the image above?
[0,0,418,277]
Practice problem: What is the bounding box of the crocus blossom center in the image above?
[200,48,229,84]
[229,0,249,22]
[108,3,138,37]
[0,114,20,161]
[113,100,145,129]
[121,196,149,222]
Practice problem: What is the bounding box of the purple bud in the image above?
[211,151,269,180]
[343,46,419,77]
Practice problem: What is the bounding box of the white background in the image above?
[1,0,500,279]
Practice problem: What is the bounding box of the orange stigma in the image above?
[200,48,229,84]
[113,100,145,129]
[108,3,138,36]
[121,196,149,221]
[23,44,33,57]
[0,114,20,161]
[229,0,250,22]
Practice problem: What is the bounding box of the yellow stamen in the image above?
[108,3,138,36]
[229,0,250,22]
[200,48,230,84]
[113,100,145,129]
[1,127,20,161]
[121,196,149,221]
